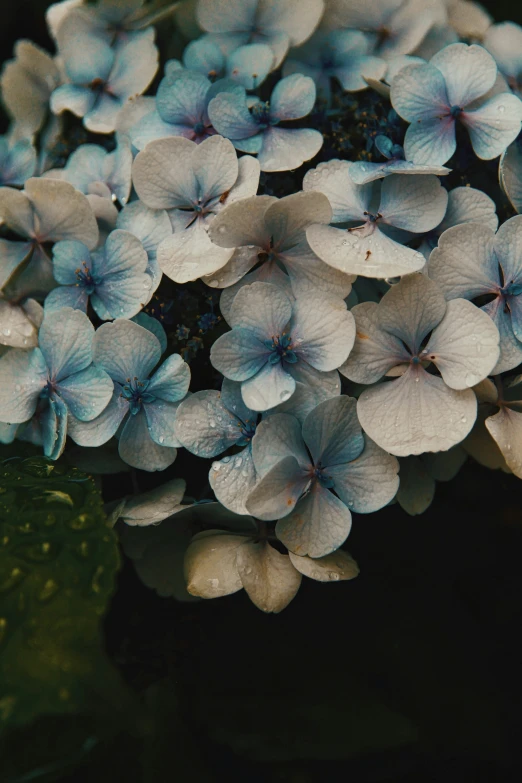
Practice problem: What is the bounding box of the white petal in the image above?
[303,159,372,223]
[396,456,436,515]
[184,532,245,598]
[120,479,186,526]
[289,549,360,582]
[379,174,448,233]
[485,405,522,478]
[209,445,257,515]
[425,299,500,389]
[357,366,477,456]
[157,219,233,283]
[236,540,302,613]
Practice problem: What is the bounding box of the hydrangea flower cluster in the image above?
[2,0,522,612]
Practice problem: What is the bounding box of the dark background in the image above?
[2,2,522,782]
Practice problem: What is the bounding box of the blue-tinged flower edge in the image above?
[2,0,522,613]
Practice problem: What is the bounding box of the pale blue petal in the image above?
[210,328,269,381]
[0,239,33,290]
[334,56,386,92]
[41,394,68,460]
[290,294,355,372]
[209,443,257,515]
[428,223,499,299]
[119,409,177,471]
[107,31,158,102]
[144,398,182,447]
[207,89,261,140]
[228,281,292,336]
[44,285,89,314]
[329,437,400,513]
[269,74,316,122]
[377,273,446,354]
[197,0,258,34]
[303,160,373,223]
[116,201,172,267]
[403,116,457,166]
[183,38,226,78]
[92,270,152,320]
[0,347,47,423]
[62,35,114,85]
[131,313,167,354]
[156,71,210,125]
[50,85,96,120]
[67,390,128,447]
[390,61,449,122]
[174,390,242,457]
[251,412,310,477]
[246,455,309,520]
[84,93,124,134]
[226,43,273,89]
[39,307,94,381]
[61,144,108,192]
[192,135,238,203]
[57,364,113,422]
[147,354,190,402]
[379,174,448,233]
[130,109,191,151]
[241,361,296,412]
[302,396,364,468]
[93,319,161,383]
[463,94,522,161]
[430,43,497,108]
[257,127,323,172]
[275,483,352,558]
[52,240,92,284]
[482,297,522,374]
[220,378,256,424]
[0,139,37,185]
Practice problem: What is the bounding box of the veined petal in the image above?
[207,89,261,140]
[251,412,310,476]
[57,364,113,421]
[462,94,522,161]
[486,405,522,478]
[306,223,425,278]
[175,390,242,457]
[39,306,94,381]
[144,398,182,448]
[119,409,177,471]
[302,395,364,467]
[147,354,190,402]
[193,134,239,203]
[265,191,332,251]
[226,43,274,89]
[257,127,323,172]
[290,294,355,372]
[67,391,128,447]
[228,281,292,336]
[499,141,522,214]
[0,347,47,423]
[132,136,198,209]
[428,223,499,298]
[275,483,352,559]
[207,194,275,248]
[425,298,500,389]
[357,366,477,456]
[377,273,447,353]
[379,174,448,233]
[438,186,498,235]
[403,115,456,166]
[303,160,373,223]
[209,444,257,515]
[241,360,296,412]
[246,455,309,520]
[157,220,233,283]
[270,73,316,121]
[210,328,268,381]
[93,319,161,383]
[390,61,449,122]
[328,437,399,512]
[340,301,409,384]
[431,43,497,108]
[236,539,302,614]
[41,393,68,461]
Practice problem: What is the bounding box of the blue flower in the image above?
[44,137,133,206]
[0,178,98,302]
[429,214,522,374]
[68,319,190,472]
[283,29,386,103]
[207,73,323,171]
[0,307,113,459]
[45,229,151,320]
[127,70,243,151]
[304,162,448,278]
[0,135,36,186]
[132,134,260,283]
[178,39,274,90]
[197,0,324,68]
[51,29,158,133]
[210,281,355,412]
[349,135,451,184]
[245,396,399,558]
[390,43,522,165]
[342,273,500,456]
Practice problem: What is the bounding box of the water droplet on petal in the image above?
[217,225,227,235]
[498,105,505,113]
[208,279,219,287]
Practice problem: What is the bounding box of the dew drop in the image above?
[209,279,219,287]
[342,240,348,246]
[14,384,21,392]
[280,389,292,402]
[217,225,227,234]
[158,435,164,444]
[498,104,505,113]
[211,462,221,471]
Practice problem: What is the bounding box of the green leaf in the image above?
[0,456,121,729]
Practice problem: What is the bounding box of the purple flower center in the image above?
[120,377,156,415]
[264,333,298,365]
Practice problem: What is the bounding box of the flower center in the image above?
[120,377,156,415]
[450,105,462,118]
[313,465,335,489]
[75,261,98,294]
[363,211,382,223]
[237,418,257,446]
[39,379,56,400]
[193,121,206,135]
[251,100,271,127]
[264,333,298,365]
